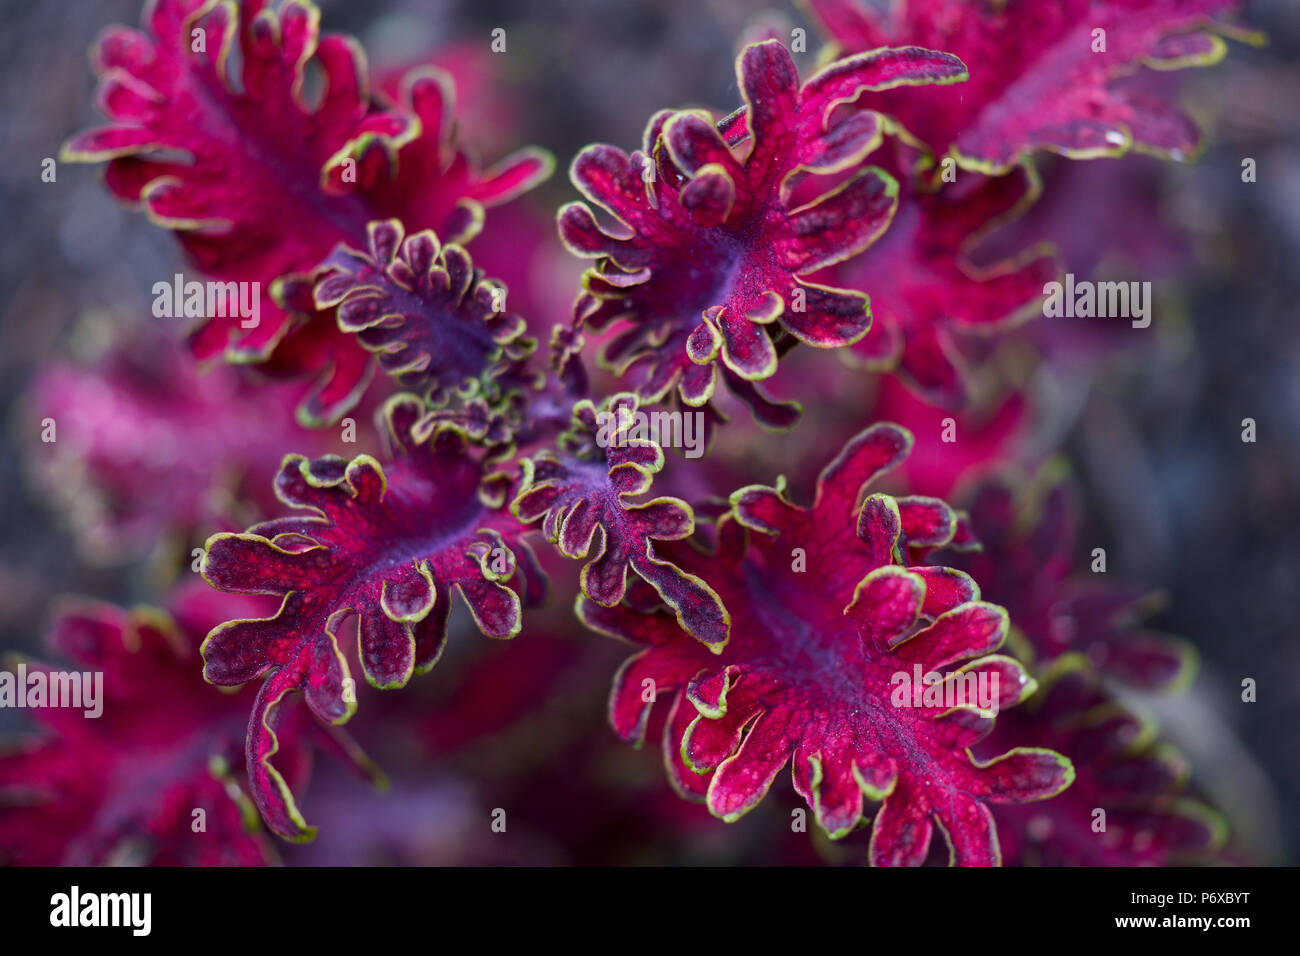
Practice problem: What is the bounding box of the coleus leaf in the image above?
[867,375,1029,499]
[582,424,1074,865]
[981,657,1226,865]
[831,140,1059,407]
[802,0,1255,172]
[200,394,544,839]
[0,583,353,865]
[558,39,966,425]
[946,471,1196,690]
[313,218,537,407]
[512,393,730,649]
[63,0,552,424]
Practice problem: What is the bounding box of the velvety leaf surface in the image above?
[803,0,1252,171]
[200,394,542,838]
[583,424,1073,865]
[63,0,551,423]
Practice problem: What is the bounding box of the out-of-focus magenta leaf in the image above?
[981,658,1226,864]
[825,140,1058,407]
[803,0,1255,172]
[25,324,343,563]
[0,582,356,864]
[945,471,1197,690]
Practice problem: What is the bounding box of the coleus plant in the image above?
[19,0,1255,865]
[62,0,551,426]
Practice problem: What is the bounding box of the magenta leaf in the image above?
[200,394,541,839]
[831,141,1059,407]
[313,218,536,406]
[946,472,1197,690]
[585,425,1073,864]
[24,323,339,562]
[866,375,1030,498]
[559,40,966,422]
[512,393,729,649]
